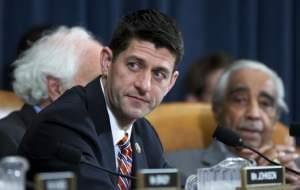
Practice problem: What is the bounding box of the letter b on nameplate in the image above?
[137,168,180,189]
[239,166,287,190]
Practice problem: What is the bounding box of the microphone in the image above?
[212,125,244,147]
[56,143,136,180]
[213,126,300,175]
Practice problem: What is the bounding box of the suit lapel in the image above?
[85,76,117,184]
[131,125,148,175]
[97,131,117,182]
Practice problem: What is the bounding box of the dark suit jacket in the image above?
[18,76,169,189]
[0,104,36,158]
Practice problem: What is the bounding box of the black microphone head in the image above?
[213,126,244,147]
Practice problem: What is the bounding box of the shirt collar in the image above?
[33,105,42,113]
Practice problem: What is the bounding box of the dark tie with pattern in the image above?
[117,133,132,190]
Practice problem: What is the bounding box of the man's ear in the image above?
[99,47,113,77]
[167,70,179,92]
[47,76,62,102]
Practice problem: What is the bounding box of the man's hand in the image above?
[236,144,300,184]
[276,144,300,184]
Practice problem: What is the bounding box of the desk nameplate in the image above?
[239,165,285,190]
[35,171,76,190]
[137,168,180,190]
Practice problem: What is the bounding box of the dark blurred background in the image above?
[0,0,300,123]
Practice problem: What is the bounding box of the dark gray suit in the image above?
[166,140,237,177]
[18,76,170,190]
[0,104,36,158]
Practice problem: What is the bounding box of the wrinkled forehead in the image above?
[226,68,277,98]
[122,39,177,70]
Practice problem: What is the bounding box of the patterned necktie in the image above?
[117,133,133,190]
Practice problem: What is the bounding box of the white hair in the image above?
[212,59,288,114]
[12,26,98,105]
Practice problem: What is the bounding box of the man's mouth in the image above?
[237,128,261,141]
[127,95,150,103]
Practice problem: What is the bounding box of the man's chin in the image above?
[125,108,149,120]
[123,101,154,118]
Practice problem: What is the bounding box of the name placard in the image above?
[34,171,76,190]
[137,168,180,189]
[241,165,285,188]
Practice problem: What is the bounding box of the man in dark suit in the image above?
[18,9,184,189]
[0,26,103,158]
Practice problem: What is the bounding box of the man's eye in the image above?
[153,70,167,80]
[232,96,247,105]
[127,62,139,71]
[260,99,274,108]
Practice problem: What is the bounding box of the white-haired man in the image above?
[0,26,103,157]
[167,60,300,184]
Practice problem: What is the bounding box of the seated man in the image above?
[0,26,103,157]
[166,60,300,184]
[18,9,184,189]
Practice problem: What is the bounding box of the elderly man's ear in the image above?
[47,75,63,102]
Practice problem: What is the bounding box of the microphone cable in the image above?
[80,161,137,180]
[242,143,300,175]
[213,126,300,175]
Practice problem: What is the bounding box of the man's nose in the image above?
[135,71,151,93]
[245,100,261,119]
